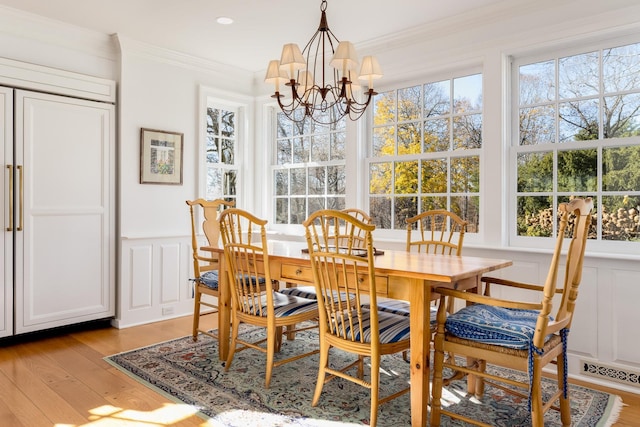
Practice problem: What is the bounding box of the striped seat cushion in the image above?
[280,285,353,304]
[242,291,318,318]
[196,270,219,290]
[363,300,438,326]
[332,308,410,344]
[445,304,551,349]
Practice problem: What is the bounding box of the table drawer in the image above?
[347,273,388,296]
[281,264,314,283]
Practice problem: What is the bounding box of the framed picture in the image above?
[140,128,184,185]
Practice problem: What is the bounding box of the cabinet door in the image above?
[14,90,115,334]
[0,87,12,338]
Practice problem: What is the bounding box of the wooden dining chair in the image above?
[304,209,410,427]
[280,208,372,301]
[218,208,320,388]
[187,198,234,343]
[430,197,593,427]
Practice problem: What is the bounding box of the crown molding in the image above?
[0,5,117,61]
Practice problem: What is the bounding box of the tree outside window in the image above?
[368,74,482,231]
[205,106,237,203]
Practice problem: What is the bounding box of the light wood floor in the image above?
[0,315,638,426]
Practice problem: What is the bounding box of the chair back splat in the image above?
[305,209,410,427]
[406,209,467,255]
[430,197,594,427]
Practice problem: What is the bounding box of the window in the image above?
[512,41,640,245]
[273,108,346,224]
[367,73,482,232]
[205,105,238,203]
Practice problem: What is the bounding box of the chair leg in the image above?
[369,355,380,427]
[265,326,276,388]
[224,318,240,372]
[530,359,544,427]
[430,342,446,427]
[312,340,330,407]
[558,354,571,427]
[192,290,202,341]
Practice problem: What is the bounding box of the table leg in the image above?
[409,278,430,427]
[217,254,230,360]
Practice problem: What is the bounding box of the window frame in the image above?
[508,37,640,253]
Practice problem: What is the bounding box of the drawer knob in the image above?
[296,269,302,275]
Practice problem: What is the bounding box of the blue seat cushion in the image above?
[445,304,551,349]
[332,308,410,344]
[243,291,318,317]
[197,270,219,290]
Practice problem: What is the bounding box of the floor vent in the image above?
[581,360,640,388]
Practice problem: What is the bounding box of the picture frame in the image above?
[140,128,184,185]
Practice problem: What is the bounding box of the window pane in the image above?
[517,196,553,237]
[421,158,448,193]
[277,113,293,138]
[369,162,392,194]
[293,137,310,163]
[221,110,235,137]
[423,118,450,152]
[603,42,640,93]
[277,139,292,165]
[398,122,421,154]
[327,197,345,210]
[327,165,345,195]
[373,91,396,125]
[394,161,418,194]
[454,74,482,111]
[557,148,597,192]
[373,125,395,156]
[206,168,222,200]
[308,166,325,195]
[558,99,599,142]
[395,196,418,230]
[274,170,288,196]
[290,198,306,224]
[453,114,482,149]
[558,196,597,239]
[331,132,345,160]
[221,138,234,164]
[275,198,288,224]
[290,168,306,195]
[370,197,392,229]
[603,93,640,138]
[223,170,236,195]
[519,106,556,145]
[206,137,219,163]
[208,108,220,134]
[452,195,479,233]
[424,80,450,117]
[603,146,640,191]
[420,196,447,211]
[451,156,479,193]
[517,152,553,192]
[520,60,555,104]
[398,85,421,121]
[308,197,325,215]
[602,195,640,241]
[559,52,599,99]
[311,134,329,162]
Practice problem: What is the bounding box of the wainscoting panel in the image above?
[612,269,640,366]
[129,245,153,309]
[160,243,181,305]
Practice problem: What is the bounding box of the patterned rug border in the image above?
[104,329,624,427]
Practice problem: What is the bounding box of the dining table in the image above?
[204,239,512,427]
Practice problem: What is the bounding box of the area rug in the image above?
[105,326,622,426]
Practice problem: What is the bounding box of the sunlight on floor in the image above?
[54,403,205,427]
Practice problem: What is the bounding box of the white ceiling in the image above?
[0,0,507,73]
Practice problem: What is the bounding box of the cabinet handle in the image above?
[5,165,12,231]
[17,165,23,232]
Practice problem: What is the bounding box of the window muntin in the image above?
[513,41,640,243]
[205,106,238,203]
[368,73,482,232]
[273,108,346,224]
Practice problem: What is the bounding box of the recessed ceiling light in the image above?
[216,16,234,25]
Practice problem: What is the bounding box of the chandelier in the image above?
[264,0,382,125]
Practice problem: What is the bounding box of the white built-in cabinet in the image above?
[1,58,115,337]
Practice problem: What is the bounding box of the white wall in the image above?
[1,0,639,394]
